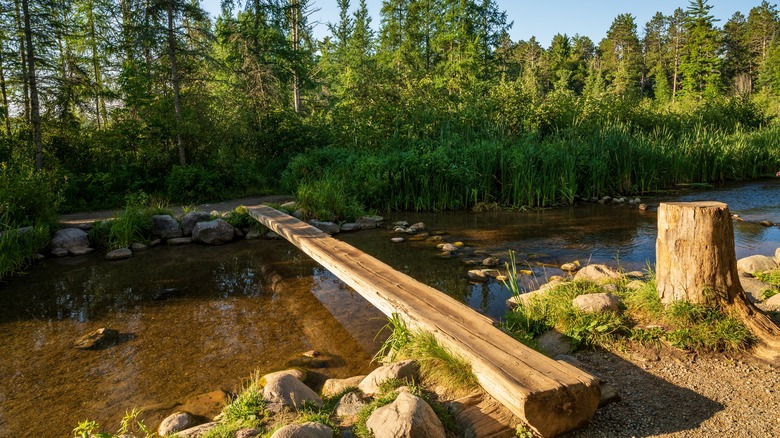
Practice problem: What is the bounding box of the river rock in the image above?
[106,248,133,261]
[340,223,360,232]
[335,392,366,416]
[776,247,780,264]
[181,211,212,236]
[441,243,458,253]
[130,242,147,252]
[192,219,234,245]
[175,422,219,438]
[506,278,566,309]
[467,270,489,282]
[391,237,405,243]
[573,264,622,283]
[309,220,340,235]
[639,204,648,211]
[235,429,263,438]
[358,360,419,395]
[737,255,777,274]
[366,391,445,438]
[69,247,94,256]
[482,257,499,267]
[270,422,333,438]
[73,328,119,349]
[599,383,621,407]
[560,263,578,272]
[151,215,182,239]
[179,390,229,419]
[245,229,262,240]
[263,374,322,412]
[260,369,307,386]
[764,294,780,310]
[51,228,89,251]
[321,375,365,397]
[739,274,773,303]
[760,220,775,227]
[158,412,196,436]
[357,215,384,229]
[572,293,621,313]
[407,222,426,233]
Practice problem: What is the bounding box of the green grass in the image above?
[0,217,49,281]
[501,276,756,354]
[755,270,780,300]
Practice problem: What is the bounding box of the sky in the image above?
[200,0,770,47]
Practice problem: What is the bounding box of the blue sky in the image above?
[200,0,770,47]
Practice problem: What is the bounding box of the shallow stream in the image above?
[1,179,778,437]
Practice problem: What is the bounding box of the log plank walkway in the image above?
[248,205,601,437]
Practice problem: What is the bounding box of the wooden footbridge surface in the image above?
[248,206,601,437]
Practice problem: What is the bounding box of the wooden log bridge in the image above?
[248,206,600,437]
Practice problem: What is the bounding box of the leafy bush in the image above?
[166,164,222,203]
[0,162,63,225]
[0,217,50,280]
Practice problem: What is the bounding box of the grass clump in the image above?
[88,192,171,250]
[375,314,478,394]
[0,215,49,281]
[72,409,152,438]
[501,272,756,354]
[754,270,780,300]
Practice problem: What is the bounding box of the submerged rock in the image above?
[407,222,426,233]
[481,257,499,267]
[391,237,405,243]
[73,328,119,350]
[560,262,578,272]
[179,390,229,419]
[105,248,133,261]
[340,223,360,232]
[467,270,489,282]
[357,215,384,229]
[167,237,193,246]
[69,247,94,256]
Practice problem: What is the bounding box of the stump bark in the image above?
[656,202,780,362]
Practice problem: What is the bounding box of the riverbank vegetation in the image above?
[502,276,756,354]
[3,0,780,271]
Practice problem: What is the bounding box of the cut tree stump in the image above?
[249,205,600,437]
[656,201,780,362]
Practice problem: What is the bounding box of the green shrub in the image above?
[166,164,222,203]
[0,162,63,225]
[0,217,50,280]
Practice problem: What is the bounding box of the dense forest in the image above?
[2,0,780,228]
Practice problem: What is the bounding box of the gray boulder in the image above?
[181,211,212,236]
[167,237,193,246]
[151,215,182,239]
[366,391,445,438]
[574,264,622,283]
[309,220,340,234]
[175,422,219,438]
[538,330,571,356]
[764,294,780,310]
[106,248,133,261]
[358,360,419,395]
[50,248,69,258]
[263,374,322,413]
[69,247,94,256]
[260,369,307,385]
[130,242,147,252]
[192,219,234,245]
[340,223,360,232]
[737,255,777,274]
[321,375,365,397]
[270,422,332,438]
[158,412,195,436]
[407,222,426,233]
[51,228,89,251]
[572,293,621,313]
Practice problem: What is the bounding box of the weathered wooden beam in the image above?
[248,206,600,437]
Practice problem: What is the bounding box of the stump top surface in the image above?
[661,201,728,209]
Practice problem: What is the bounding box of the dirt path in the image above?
[57,195,294,227]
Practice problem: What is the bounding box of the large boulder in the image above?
[263,374,322,413]
[573,264,622,283]
[181,211,212,236]
[106,248,133,261]
[51,228,89,251]
[366,391,445,438]
[572,293,621,313]
[737,255,777,274]
[269,422,332,438]
[357,215,384,230]
[259,369,307,386]
[192,219,234,245]
[358,360,419,395]
[158,412,196,436]
[151,215,182,239]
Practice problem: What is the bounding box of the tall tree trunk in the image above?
[672,33,680,102]
[22,0,42,170]
[167,1,186,166]
[290,0,301,113]
[656,202,780,363]
[0,43,11,136]
[87,2,105,129]
[14,0,30,123]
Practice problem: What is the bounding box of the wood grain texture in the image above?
[249,206,600,436]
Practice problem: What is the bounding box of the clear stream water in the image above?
[1,179,778,437]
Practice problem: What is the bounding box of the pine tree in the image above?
[599,13,642,97]
[679,0,721,100]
